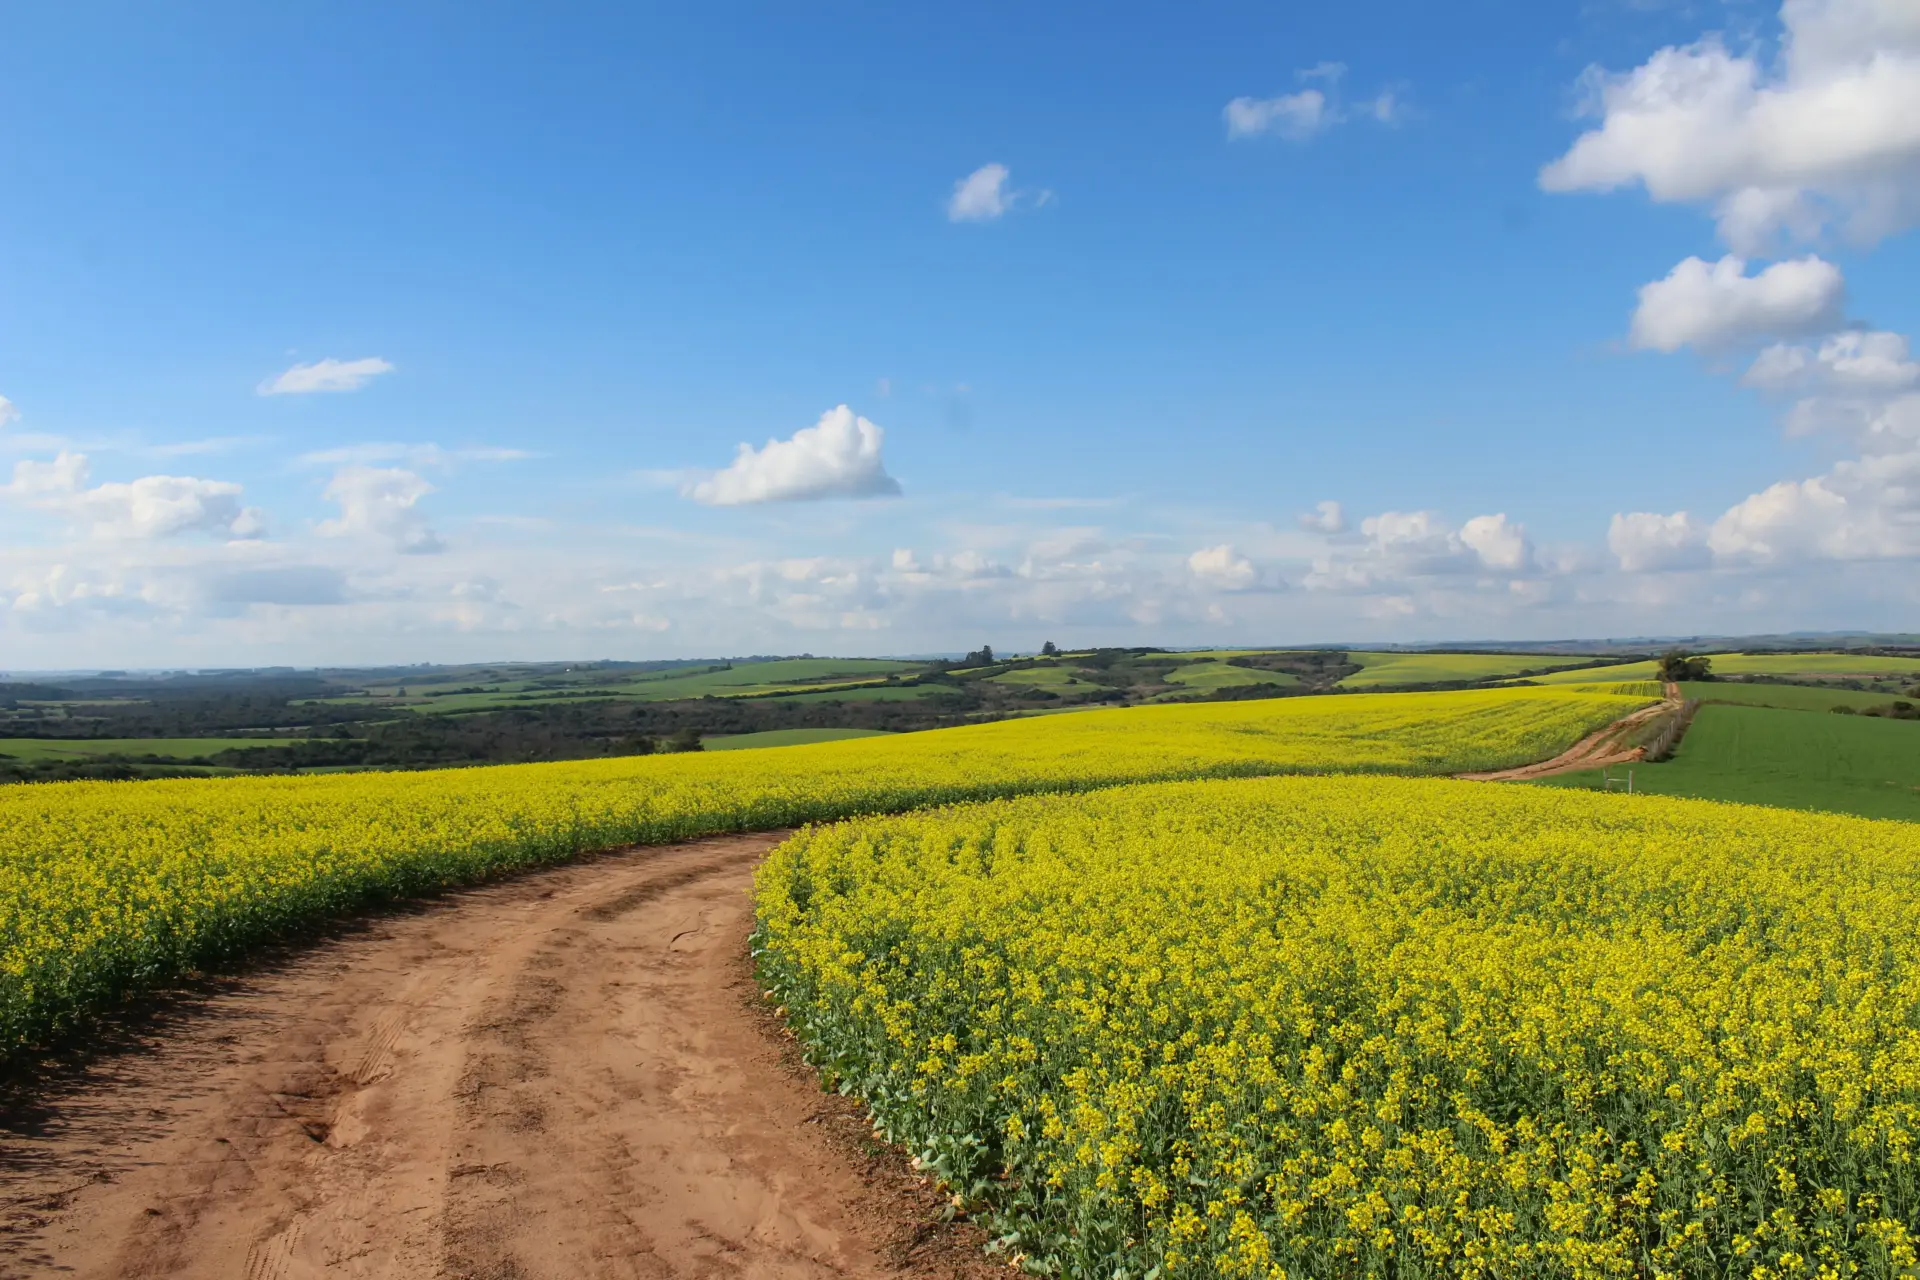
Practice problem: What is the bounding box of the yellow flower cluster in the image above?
[0,688,1633,1057]
[755,776,1920,1280]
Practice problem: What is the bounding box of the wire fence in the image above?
[1643,698,1701,763]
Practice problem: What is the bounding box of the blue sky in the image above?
[3,1,1919,666]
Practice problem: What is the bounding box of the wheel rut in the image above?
[0,833,995,1279]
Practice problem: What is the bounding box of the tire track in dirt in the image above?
[0,834,996,1279]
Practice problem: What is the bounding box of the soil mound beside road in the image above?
[0,833,995,1280]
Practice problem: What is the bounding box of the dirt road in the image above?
[1456,686,1679,782]
[0,834,994,1280]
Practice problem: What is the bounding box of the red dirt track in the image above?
[0,834,994,1279]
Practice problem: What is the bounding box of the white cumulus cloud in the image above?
[1745,329,1920,392]
[687,405,901,506]
[1709,448,1920,562]
[1306,510,1532,591]
[1540,0,1920,251]
[318,465,443,553]
[1609,510,1712,571]
[1,451,263,540]
[0,396,18,428]
[1459,513,1532,572]
[258,356,396,395]
[1188,544,1259,589]
[1629,254,1845,352]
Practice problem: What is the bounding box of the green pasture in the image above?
[1707,652,1920,679]
[604,657,920,701]
[1531,652,1920,688]
[986,665,1111,694]
[1537,703,1920,823]
[0,737,299,761]
[1163,660,1297,692]
[1339,652,1599,688]
[772,685,937,704]
[305,657,929,712]
[618,657,915,690]
[1528,661,1664,685]
[1681,681,1900,712]
[703,728,896,751]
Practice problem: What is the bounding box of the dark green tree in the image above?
[1657,649,1713,682]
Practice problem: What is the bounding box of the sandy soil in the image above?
[0,834,997,1280]
[1456,684,1681,782]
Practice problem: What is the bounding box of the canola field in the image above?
[1337,651,1598,688]
[756,776,1920,1280]
[0,688,1635,1060]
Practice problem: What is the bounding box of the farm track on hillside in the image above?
[0,833,995,1280]
[1456,683,1682,782]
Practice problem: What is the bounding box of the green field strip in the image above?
[1340,651,1602,688]
[1162,660,1300,691]
[0,737,306,761]
[1680,681,1904,712]
[1706,652,1920,678]
[768,685,941,704]
[1535,702,1920,823]
[984,665,1113,693]
[1527,660,1665,684]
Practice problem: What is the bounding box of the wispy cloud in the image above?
[144,435,269,459]
[1225,63,1406,141]
[295,442,535,468]
[948,163,1012,220]
[258,356,395,395]
[946,163,1052,222]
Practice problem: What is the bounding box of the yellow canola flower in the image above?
[0,688,1634,1058]
[755,774,1920,1280]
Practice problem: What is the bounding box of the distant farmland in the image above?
[1337,651,1598,687]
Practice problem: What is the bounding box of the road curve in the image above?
[1455,687,1679,782]
[0,834,993,1280]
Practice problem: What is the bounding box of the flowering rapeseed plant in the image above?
[757,776,1920,1280]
